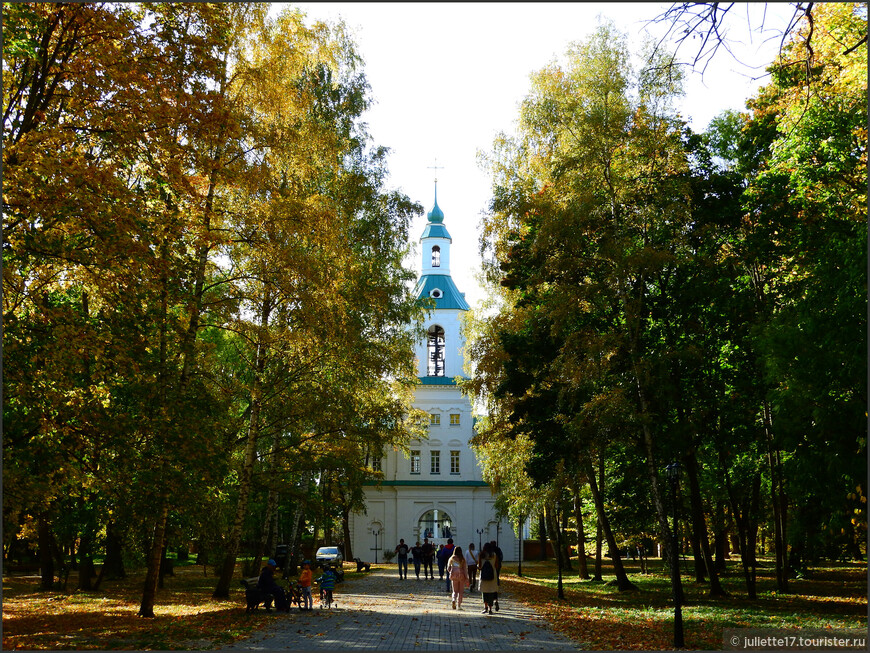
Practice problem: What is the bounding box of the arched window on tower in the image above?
[427,325,445,376]
[431,246,441,267]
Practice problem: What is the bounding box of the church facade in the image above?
[347,188,517,563]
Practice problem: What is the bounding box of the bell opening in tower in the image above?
[431,245,441,267]
[427,325,445,377]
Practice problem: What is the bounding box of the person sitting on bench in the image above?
[258,558,289,612]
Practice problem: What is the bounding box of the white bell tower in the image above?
[414,182,469,379]
[347,178,518,565]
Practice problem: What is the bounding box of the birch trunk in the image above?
[763,399,789,592]
[573,486,589,579]
[213,291,273,598]
[593,453,604,581]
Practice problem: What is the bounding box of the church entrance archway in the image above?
[418,509,454,540]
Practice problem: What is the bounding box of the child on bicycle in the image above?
[316,565,337,608]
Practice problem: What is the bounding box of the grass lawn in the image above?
[502,557,867,650]
[2,561,370,650]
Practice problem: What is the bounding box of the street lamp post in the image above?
[476,528,484,552]
[666,462,685,648]
[517,516,524,577]
[372,529,381,564]
[555,503,564,600]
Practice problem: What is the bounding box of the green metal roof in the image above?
[421,223,452,240]
[415,274,470,310]
[417,376,469,386]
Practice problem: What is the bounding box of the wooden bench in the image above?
[240,577,274,613]
[353,557,371,572]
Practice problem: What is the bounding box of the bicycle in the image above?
[286,582,303,609]
[319,585,334,609]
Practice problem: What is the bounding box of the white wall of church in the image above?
[348,487,519,564]
[348,382,519,562]
[360,385,477,485]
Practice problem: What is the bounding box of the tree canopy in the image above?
[467,3,866,597]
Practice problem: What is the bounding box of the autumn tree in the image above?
[204,7,422,597]
[471,22,702,591]
[2,4,235,606]
[4,2,422,617]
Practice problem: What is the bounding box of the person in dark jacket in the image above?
[465,542,479,592]
[411,541,424,579]
[421,538,435,579]
[258,558,289,612]
[490,540,504,585]
[490,540,503,609]
[395,538,410,579]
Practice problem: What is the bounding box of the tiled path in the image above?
[224,567,581,651]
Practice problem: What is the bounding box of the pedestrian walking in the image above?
[421,538,435,579]
[436,544,447,579]
[490,540,504,586]
[411,541,423,579]
[447,546,470,609]
[395,538,410,579]
[478,548,499,614]
[440,538,455,592]
[464,542,479,592]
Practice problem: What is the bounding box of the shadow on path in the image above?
[225,567,581,650]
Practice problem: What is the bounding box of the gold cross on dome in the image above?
[427,158,444,183]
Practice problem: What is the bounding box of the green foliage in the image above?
[468,2,867,593]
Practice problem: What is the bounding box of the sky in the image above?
[275,2,797,308]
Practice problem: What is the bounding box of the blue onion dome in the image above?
[427,187,444,223]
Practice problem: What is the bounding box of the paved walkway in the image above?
[225,567,581,651]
